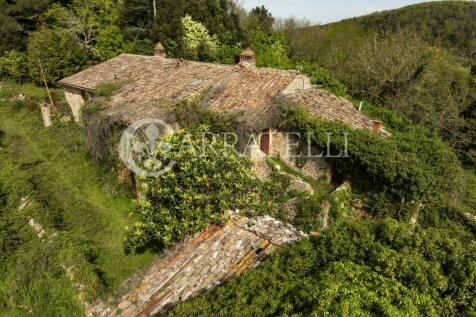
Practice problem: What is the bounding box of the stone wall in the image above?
[270,130,333,183]
[64,86,86,122]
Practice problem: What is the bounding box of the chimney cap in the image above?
[239,48,256,66]
[370,119,383,133]
[241,48,255,57]
[155,41,166,57]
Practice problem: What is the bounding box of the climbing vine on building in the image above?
[280,104,463,222]
[124,126,286,251]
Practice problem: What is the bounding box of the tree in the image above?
[179,15,219,61]
[27,27,88,84]
[96,25,126,61]
[44,0,123,55]
[0,0,57,53]
[251,31,293,69]
[246,5,274,33]
[0,51,28,82]
[120,0,245,57]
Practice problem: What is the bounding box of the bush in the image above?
[0,50,28,82]
[27,27,89,85]
[251,31,294,69]
[124,126,264,251]
[214,44,242,64]
[300,62,348,97]
[169,219,476,316]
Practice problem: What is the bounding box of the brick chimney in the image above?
[239,48,256,67]
[371,120,382,133]
[154,42,166,58]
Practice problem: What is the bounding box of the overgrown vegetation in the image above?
[170,218,476,316]
[124,126,260,251]
[1,1,476,315]
[124,125,293,252]
[284,2,476,165]
[0,83,155,315]
[280,104,463,223]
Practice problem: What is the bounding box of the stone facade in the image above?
[63,86,86,122]
[267,130,333,183]
[86,214,306,317]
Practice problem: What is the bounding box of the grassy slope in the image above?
[0,83,155,298]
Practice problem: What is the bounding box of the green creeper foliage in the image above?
[124,126,263,251]
[280,104,463,221]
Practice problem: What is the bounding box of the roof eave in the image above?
[59,81,95,93]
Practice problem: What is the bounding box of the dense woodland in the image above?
[0,1,475,316]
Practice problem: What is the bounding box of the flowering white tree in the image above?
[180,15,219,61]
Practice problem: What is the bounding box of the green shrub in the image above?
[329,184,352,219]
[300,62,348,97]
[96,25,126,61]
[0,50,28,82]
[251,31,294,69]
[214,44,242,64]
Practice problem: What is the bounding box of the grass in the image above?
[95,82,121,97]
[0,82,155,305]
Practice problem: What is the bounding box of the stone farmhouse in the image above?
[60,43,388,168]
[59,45,389,316]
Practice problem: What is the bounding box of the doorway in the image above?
[261,128,270,155]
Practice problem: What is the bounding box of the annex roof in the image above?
[284,87,391,136]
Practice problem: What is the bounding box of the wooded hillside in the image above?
[285,1,476,165]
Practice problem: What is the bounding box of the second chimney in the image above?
[154,42,166,58]
[371,120,382,133]
[239,48,256,66]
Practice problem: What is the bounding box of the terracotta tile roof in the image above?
[60,54,387,135]
[110,58,238,105]
[207,67,297,114]
[284,87,391,136]
[60,54,236,94]
[285,87,372,130]
[61,54,301,125]
[86,214,306,317]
